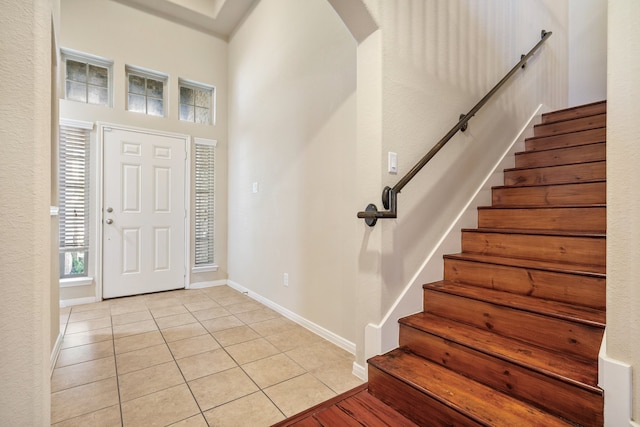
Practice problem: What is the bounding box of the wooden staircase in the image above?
[275,101,606,426]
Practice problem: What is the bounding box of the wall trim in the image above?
[59,276,94,288]
[227,280,356,355]
[50,332,64,377]
[188,280,227,289]
[352,361,366,381]
[364,105,543,360]
[60,296,98,307]
[599,331,635,427]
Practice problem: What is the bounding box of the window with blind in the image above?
[58,122,91,278]
[194,139,216,266]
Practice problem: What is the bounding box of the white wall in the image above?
[607,0,640,421]
[357,0,569,363]
[568,0,607,106]
[59,0,228,301]
[228,0,359,347]
[0,1,52,424]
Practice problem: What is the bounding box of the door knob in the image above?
[105,219,113,224]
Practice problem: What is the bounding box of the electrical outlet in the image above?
[283,273,289,287]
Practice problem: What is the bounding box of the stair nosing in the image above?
[399,312,602,394]
[477,204,606,210]
[423,280,605,328]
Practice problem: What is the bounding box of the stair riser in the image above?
[504,161,606,187]
[461,231,606,266]
[477,207,606,232]
[443,258,605,309]
[400,326,603,427]
[368,366,481,427]
[534,114,606,138]
[492,182,606,206]
[526,127,606,152]
[423,291,604,360]
[515,143,606,169]
[541,102,606,124]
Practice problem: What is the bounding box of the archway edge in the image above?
[327,0,378,43]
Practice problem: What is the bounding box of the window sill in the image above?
[192,265,218,274]
[60,277,94,288]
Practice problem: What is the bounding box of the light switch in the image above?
[388,152,398,174]
[252,182,259,193]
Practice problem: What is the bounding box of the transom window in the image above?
[179,79,215,125]
[126,66,167,117]
[62,49,112,106]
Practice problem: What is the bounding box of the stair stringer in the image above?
[361,104,545,377]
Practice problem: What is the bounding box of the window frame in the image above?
[179,78,216,126]
[125,65,169,117]
[58,119,93,280]
[61,48,113,107]
[193,138,217,271]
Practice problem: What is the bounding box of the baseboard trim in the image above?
[59,296,98,307]
[188,280,227,289]
[599,332,635,427]
[50,332,63,377]
[227,280,356,355]
[352,361,366,381]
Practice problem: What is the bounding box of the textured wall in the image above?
[228,0,359,345]
[607,0,640,420]
[0,0,52,424]
[364,0,569,342]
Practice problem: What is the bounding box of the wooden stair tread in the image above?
[368,348,575,427]
[399,312,600,391]
[444,252,605,276]
[515,142,606,168]
[541,101,606,124]
[423,280,605,327]
[525,127,606,151]
[493,179,606,190]
[533,113,606,138]
[273,385,420,427]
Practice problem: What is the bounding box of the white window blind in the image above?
[59,124,91,277]
[194,140,215,265]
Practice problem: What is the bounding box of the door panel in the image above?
[103,127,186,298]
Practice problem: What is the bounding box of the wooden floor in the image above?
[272,384,418,427]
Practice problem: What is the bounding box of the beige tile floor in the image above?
[52,286,364,427]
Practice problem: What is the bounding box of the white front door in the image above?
[102,126,187,299]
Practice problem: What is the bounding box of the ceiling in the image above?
[112,0,258,40]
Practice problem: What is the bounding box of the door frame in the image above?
[96,122,191,300]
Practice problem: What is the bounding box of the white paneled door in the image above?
[102,127,186,299]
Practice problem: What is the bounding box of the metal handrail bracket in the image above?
[358,30,552,226]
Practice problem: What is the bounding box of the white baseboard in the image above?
[227,280,356,355]
[188,280,227,289]
[50,332,63,377]
[59,296,98,307]
[599,332,635,427]
[352,361,366,381]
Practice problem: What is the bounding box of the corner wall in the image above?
[606,0,640,421]
[228,0,359,348]
[0,1,52,424]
